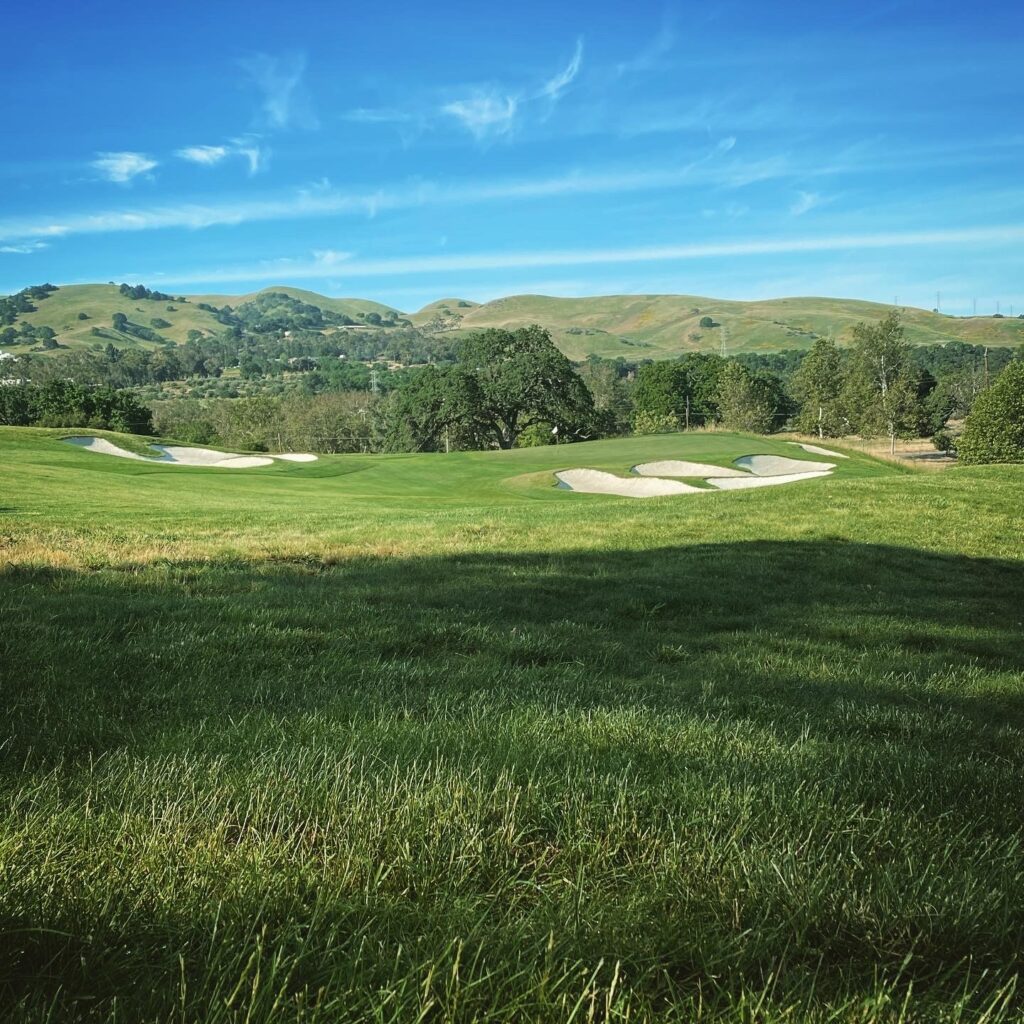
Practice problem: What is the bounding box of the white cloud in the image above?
[0,147,820,244]
[790,190,824,216]
[537,39,583,100]
[231,137,267,175]
[240,52,317,130]
[441,38,584,139]
[176,138,267,175]
[0,240,48,254]
[442,92,519,138]
[143,224,1024,287]
[342,107,416,125]
[717,136,737,153]
[176,145,228,165]
[91,152,158,184]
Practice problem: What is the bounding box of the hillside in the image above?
[5,283,1023,360]
[410,293,1024,359]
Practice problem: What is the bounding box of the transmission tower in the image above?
[369,367,380,394]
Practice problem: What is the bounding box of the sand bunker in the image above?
[633,460,750,478]
[788,441,849,459]
[558,449,841,498]
[273,452,319,462]
[64,436,317,468]
[555,469,705,497]
[734,454,834,476]
[707,470,833,490]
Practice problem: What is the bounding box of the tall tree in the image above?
[841,311,920,454]
[457,326,595,449]
[790,336,845,437]
[715,363,778,433]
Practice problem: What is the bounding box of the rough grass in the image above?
[1,428,1023,1022]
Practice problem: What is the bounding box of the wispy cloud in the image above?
[0,240,48,254]
[176,137,267,175]
[0,144,769,243]
[240,52,318,130]
[790,190,825,216]
[91,152,158,184]
[176,145,228,165]
[342,108,417,125]
[537,39,584,100]
[442,92,519,138]
[441,38,585,139]
[0,145,838,244]
[142,224,1024,287]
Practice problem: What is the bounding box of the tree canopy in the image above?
[957,361,1024,464]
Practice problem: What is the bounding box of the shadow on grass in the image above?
[2,539,1022,760]
[1,541,1023,1020]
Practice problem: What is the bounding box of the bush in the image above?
[957,362,1024,464]
[632,410,680,435]
[699,316,715,329]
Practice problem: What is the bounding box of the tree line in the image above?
[3,313,1021,464]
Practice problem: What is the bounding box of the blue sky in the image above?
[1,0,1022,313]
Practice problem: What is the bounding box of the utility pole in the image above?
[685,394,690,431]
[719,321,728,359]
[973,297,977,317]
[984,347,990,388]
[936,291,941,312]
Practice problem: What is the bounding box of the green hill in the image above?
[6,282,1023,359]
[411,293,1024,359]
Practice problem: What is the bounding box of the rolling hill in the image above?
[6,283,1023,360]
[409,293,1024,359]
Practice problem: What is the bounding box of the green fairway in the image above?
[1,428,1023,1022]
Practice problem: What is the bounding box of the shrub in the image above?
[957,362,1024,464]
[632,410,680,435]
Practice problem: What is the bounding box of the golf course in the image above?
[2,427,1023,1021]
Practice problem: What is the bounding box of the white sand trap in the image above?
[633,460,750,478]
[788,441,849,459]
[734,454,835,476]
[273,452,319,462]
[556,469,705,497]
[708,471,833,490]
[63,436,316,468]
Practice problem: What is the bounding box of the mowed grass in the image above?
[1,428,1023,1022]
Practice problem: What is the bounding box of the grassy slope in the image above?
[410,293,1024,359]
[2,427,1023,1022]
[9,283,226,350]
[12,285,1023,360]
[187,285,399,319]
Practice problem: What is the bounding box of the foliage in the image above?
[957,361,1024,464]
[632,353,726,427]
[715,362,781,433]
[0,381,152,433]
[118,282,175,302]
[631,409,680,434]
[790,336,845,437]
[841,311,921,449]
